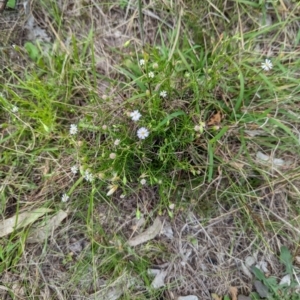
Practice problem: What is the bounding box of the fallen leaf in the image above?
[211,293,222,300]
[244,129,267,137]
[161,222,174,239]
[254,280,269,298]
[87,273,137,300]
[207,111,222,126]
[279,274,291,286]
[256,151,291,168]
[229,286,238,300]
[27,210,68,243]
[128,217,162,247]
[295,256,300,265]
[0,285,10,292]
[0,208,53,238]
[130,217,146,233]
[245,256,256,268]
[228,161,244,170]
[239,261,253,279]
[147,269,161,276]
[237,296,251,300]
[151,270,167,289]
[178,296,199,300]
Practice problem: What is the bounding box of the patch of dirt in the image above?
[0,1,28,46]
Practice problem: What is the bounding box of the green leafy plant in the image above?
[251,246,300,300]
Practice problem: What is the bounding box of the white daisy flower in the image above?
[137,127,149,139]
[148,71,154,79]
[61,193,69,202]
[84,170,93,182]
[12,106,19,113]
[130,110,142,122]
[114,139,120,146]
[261,59,273,71]
[160,90,167,98]
[140,178,146,185]
[139,59,145,66]
[71,165,78,175]
[69,124,78,135]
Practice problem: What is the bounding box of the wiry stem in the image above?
[137,0,145,48]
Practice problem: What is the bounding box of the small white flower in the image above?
[139,59,145,66]
[152,62,159,69]
[71,165,78,175]
[148,71,154,79]
[12,106,19,113]
[261,59,273,71]
[69,124,78,135]
[194,122,205,133]
[109,153,116,159]
[137,127,149,139]
[84,170,93,182]
[114,139,120,146]
[140,178,146,185]
[61,193,69,202]
[160,90,167,98]
[130,110,142,122]
[120,194,125,199]
[169,203,175,210]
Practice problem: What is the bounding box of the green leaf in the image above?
[209,126,229,145]
[280,246,293,274]
[7,0,16,9]
[24,42,40,61]
[154,111,186,131]
[268,118,300,146]
[252,266,266,281]
[123,175,127,185]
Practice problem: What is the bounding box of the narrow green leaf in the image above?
[280,246,293,274]
[269,118,299,145]
[207,143,214,182]
[154,111,186,131]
